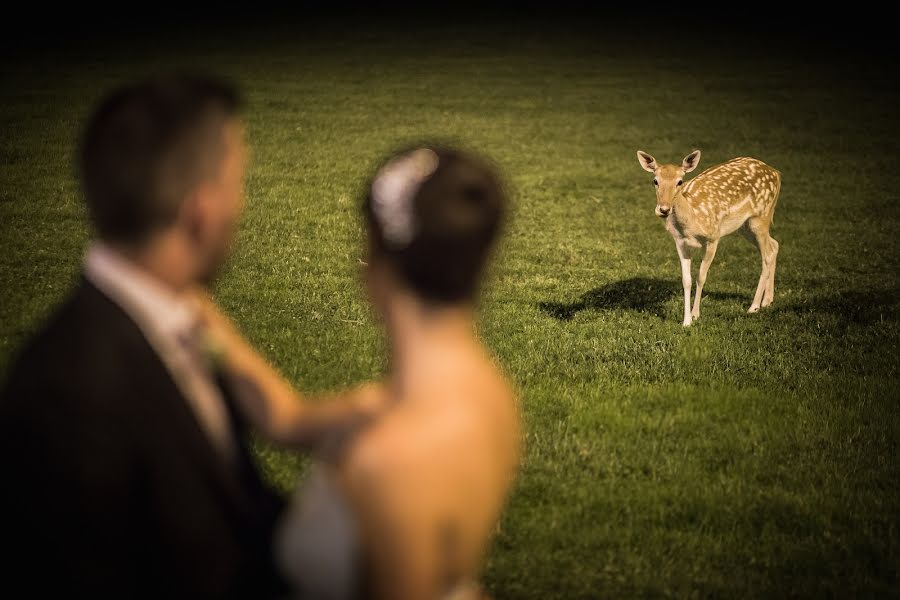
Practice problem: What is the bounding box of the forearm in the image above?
[229,375,379,451]
[197,292,382,450]
[219,341,380,450]
[273,391,377,450]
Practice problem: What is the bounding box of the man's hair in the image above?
[79,74,242,243]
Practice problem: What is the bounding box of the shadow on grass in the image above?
[539,277,900,326]
[779,288,900,325]
[537,277,746,321]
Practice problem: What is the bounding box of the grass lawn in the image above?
[2,17,898,598]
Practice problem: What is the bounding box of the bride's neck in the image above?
[386,294,478,401]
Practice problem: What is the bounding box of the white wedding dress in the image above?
[274,465,482,600]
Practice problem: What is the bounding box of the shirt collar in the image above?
[83,241,197,343]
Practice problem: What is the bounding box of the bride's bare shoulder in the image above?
[339,357,518,483]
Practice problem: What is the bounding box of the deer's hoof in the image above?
[747,305,760,314]
[682,318,693,327]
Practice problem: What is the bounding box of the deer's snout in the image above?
[656,205,671,218]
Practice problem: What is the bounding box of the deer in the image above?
[636,150,781,326]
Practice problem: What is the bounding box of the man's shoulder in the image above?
[2,277,152,402]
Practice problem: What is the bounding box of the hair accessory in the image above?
[371,148,439,248]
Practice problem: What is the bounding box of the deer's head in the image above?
[637,150,701,218]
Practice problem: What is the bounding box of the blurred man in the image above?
[0,75,286,597]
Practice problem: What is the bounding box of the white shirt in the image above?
[83,242,236,460]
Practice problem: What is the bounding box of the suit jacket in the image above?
[0,277,287,598]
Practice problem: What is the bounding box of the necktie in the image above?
[175,321,238,461]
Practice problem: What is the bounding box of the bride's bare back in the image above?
[340,343,520,600]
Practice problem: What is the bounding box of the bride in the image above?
[196,146,521,600]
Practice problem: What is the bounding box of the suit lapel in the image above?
[79,277,264,525]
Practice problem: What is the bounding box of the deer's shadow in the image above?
[780,288,900,325]
[538,277,747,321]
[539,277,900,326]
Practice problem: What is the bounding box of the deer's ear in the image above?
[637,151,657,173]
[682,150,701,173]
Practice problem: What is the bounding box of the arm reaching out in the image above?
[191,290,386,453]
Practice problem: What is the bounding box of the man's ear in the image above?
[682,150,701,173]
[637,150,657,173]
[180,187,210,245]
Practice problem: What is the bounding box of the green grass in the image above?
[2,19,899,598]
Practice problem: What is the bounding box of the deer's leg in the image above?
[762,236,779,307]
[743,218,773,313]
[692,239,719,320]
[675,240,693,326]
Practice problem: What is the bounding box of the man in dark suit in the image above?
[0,75,287,597]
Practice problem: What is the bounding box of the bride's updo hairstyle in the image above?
[362,145,506,305]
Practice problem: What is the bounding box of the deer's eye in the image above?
[677,180,683,186]
[653,179,658,186]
